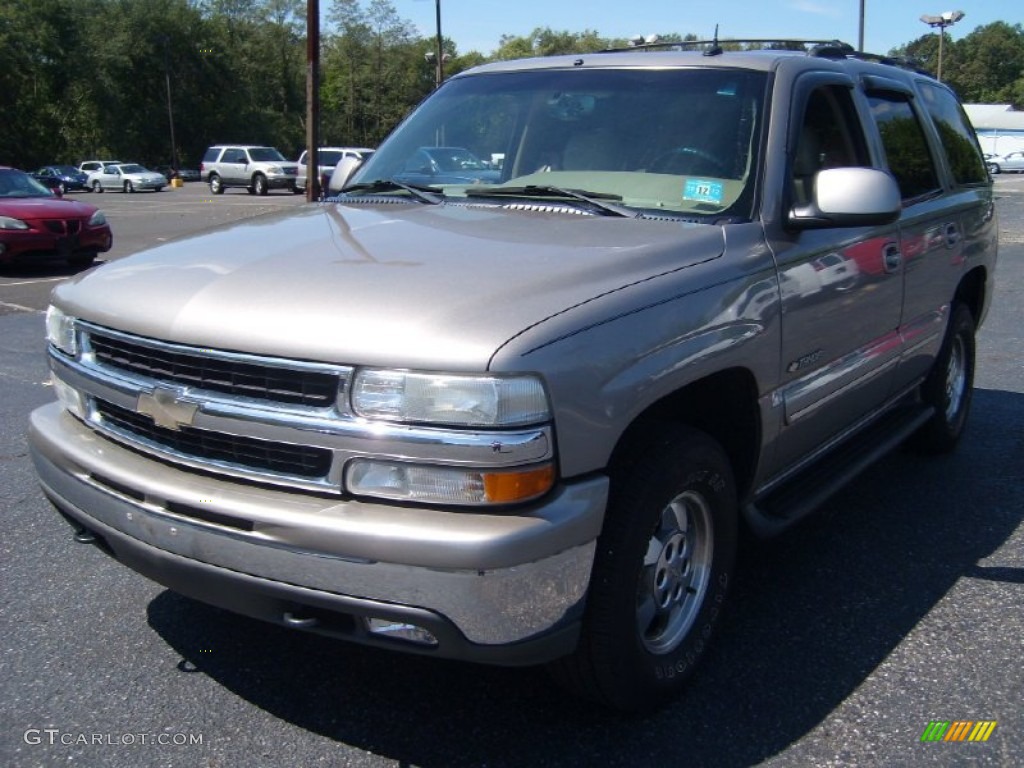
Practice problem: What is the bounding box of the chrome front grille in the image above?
[96,399,333,479]
[86,327,340,406]
[51,322,553,497]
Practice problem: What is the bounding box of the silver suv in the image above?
[32,40,997,711]
[200,144,299,195]
[296,146,375,192]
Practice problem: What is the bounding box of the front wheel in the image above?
[124,181,134,193]
[253,173,268,196]
[551,425,737,711]
[908,302,976,454]
[92,180,103,193]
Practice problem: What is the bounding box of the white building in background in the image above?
[965,104,1024,155]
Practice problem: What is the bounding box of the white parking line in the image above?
[0,277,66,287]
[0,300,43,313]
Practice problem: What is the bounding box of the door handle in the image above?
[883,243,902,273]
[944,222,961,248]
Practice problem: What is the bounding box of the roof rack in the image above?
[600,35,927,74]
[601,36,851,55]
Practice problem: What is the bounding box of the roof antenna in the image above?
[705,24,723,56]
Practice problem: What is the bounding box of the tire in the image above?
[58,182,67,195]
[154,186,163,193]
[209,174,224,194]
[68,253,96,269]
[908,302,976,454]
[124,181,134,193]
[92,180,103,193]
[253,174,268,196]
[551,424,737,711]
[987,163,1000,175]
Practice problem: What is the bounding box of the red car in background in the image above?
[0,166,112,269]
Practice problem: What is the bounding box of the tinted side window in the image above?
[867,93,941,201]
[917,82,988,186]
[202,147,220,163]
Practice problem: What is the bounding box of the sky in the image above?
[401,0,1021,57]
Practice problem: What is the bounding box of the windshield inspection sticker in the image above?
[683,179,724,205]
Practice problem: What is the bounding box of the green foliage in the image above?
[4,3,1022,171]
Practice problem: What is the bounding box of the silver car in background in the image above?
[987,150,1024,174]
[87,163,167,193]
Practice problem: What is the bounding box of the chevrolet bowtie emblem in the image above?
[136,387,199,431]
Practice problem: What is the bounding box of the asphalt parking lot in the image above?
[0,177,1021,767]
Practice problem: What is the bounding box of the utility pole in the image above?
[306,0,321,201]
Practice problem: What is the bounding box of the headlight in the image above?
[88,210,107,226]
[351,370,549,427]
[45,305,78,356]
[267,165,283,173]
[0,215,29,230]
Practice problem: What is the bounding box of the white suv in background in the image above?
[200,145,299,195]
[296,147,375,193]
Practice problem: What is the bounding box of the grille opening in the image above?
[90,472,146,502]
[88,332,339,407]
[96,399,333,479]
[165,501,255,532]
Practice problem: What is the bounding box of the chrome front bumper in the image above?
[30,404,607,663]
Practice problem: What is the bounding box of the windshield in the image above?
[355,67,767,217]
[0,169,56,198]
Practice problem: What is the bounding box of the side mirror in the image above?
[789,167,901,229]
[328,156,364,194]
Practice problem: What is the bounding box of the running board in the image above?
[743,404,935,537]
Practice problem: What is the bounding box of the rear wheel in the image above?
[551,425,737,711]
[209,174,224,194]
[908,302,976,454]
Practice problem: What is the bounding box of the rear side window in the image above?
[917,82,988,186]
[202,147,221,163]
[867,93,941,202]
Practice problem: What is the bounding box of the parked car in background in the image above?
[87,164,167,193]
[0,166,112,268]
[986,150,1024,174]
[296,147,375,193]
[200,145,299,195]
[78,160,122,178]
[154,166,201,182]
[33,166,89,194]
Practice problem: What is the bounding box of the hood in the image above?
[0,197,99,219]
[54,202,724,369]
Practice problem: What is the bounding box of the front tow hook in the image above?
[73,528,97,544]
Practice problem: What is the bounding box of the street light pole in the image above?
[920,10,965,82]
[161,37,178,174]
[858,0,865,52]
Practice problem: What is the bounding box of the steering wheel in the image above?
[648,146,731,177]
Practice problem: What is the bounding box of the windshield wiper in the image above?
[339,179,444,205]
[466,185,637,218]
